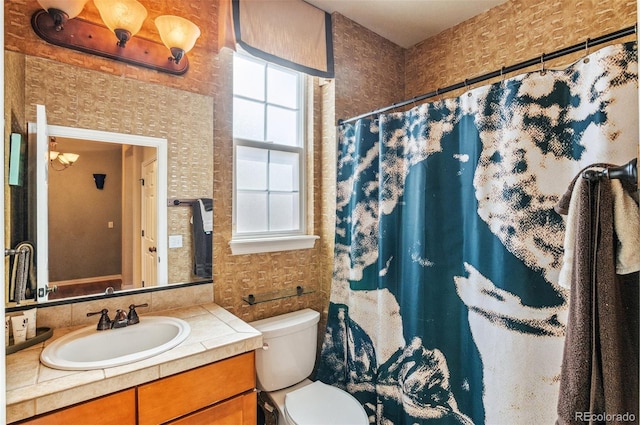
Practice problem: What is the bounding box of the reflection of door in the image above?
[35,105,50,301]
[141,158,157,286]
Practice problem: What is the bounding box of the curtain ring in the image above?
[464,79,473,97]
[583,38,591,63]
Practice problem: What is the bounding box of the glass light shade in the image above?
[37,0,89,19]
[49,151,60,161]
[61,153,80,164]
[155,15,201,53]
[94,0,147,36]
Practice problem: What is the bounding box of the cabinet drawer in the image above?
[138,352,256,425]
[18,389,136,425]
[167,391,257,425]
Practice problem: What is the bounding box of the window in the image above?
[231,53,317,254]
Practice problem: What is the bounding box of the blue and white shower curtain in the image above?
[317,41,638,424]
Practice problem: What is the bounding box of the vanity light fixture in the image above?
[31,0,200,75]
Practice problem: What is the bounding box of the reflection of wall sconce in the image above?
[49,138,79,171]
[93,174,107,190]
[32,0,200,75]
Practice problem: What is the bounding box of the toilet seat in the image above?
[283,380,368,425]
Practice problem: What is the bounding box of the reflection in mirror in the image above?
[46,137,160,300]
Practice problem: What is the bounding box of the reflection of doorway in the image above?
[48,140,158,291]
[48,139,123,284]
[122,145,158,289]
[141,158,157,287]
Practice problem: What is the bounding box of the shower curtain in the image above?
[317,41,638,425]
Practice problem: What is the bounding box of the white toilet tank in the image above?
[250,309,320,392]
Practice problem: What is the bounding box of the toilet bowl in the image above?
[250,309,368,425]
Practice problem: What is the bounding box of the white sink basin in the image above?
[40,316,191,370]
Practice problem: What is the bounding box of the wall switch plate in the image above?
[108,221,114,228]
[169,235,183,248]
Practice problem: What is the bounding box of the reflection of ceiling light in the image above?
[49,139,79,171]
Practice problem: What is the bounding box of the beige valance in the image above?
[220,0,334,78]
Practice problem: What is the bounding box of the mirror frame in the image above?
[31,104,168,302]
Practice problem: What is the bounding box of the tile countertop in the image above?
[5,303,263,424]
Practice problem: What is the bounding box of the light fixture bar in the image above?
[31,9,189,75]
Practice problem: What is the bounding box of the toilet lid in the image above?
[284,381,368,425]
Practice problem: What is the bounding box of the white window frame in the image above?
[230,53,318,255]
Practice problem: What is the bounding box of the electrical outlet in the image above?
[169,235,183,248]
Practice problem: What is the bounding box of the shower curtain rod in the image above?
[338,24,637,126]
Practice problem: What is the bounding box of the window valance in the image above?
[219,0,334,78]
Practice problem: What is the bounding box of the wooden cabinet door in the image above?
[18,389,136,425]
[167,391,257,425]
[138,352,256,425]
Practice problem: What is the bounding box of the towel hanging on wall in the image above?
[192,198,213,279]
[555,172,639,424]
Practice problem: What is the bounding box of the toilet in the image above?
[250,309,368,425]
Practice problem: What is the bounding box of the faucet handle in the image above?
[87,308,111,331]
[127,303,149,325]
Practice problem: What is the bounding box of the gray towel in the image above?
[556,176,639,424]
[192,198,213,279]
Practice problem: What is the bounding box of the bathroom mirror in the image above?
[32,104,168,303]
[5,102,212,307]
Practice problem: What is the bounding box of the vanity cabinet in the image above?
[16,352,256,425]
[17,389,136,425]
[166,391,256,425]
[138,351,256,425]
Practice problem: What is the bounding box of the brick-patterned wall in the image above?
[405,0,637,100]
[332,13,407,123]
